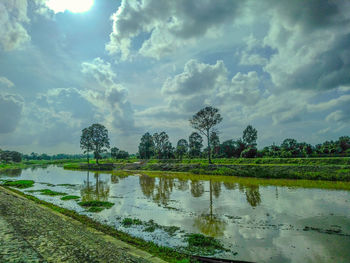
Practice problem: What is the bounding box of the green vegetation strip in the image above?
[143,163,350,182]
[0,159,85,171]
[118,170,350,191]
[2,180,35,189]
[122,218,180,236]
[78,200,115,213]
[26,189,67,196]
[61,195,80,201]
[185,234,226,255]
[148,157,350,166]
[4,187,188,263]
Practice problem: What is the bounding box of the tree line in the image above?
[79,106,350,164]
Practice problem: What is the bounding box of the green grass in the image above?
[148,157,350,166]
[78,200,114,208]
[122,218,143,227]
[78,200,114,212]
[26,189,67,196]
[129,170,350,191]
[61,195,80,200]
[185,233,226,255]
[121,217,180,236]
[87,207,105,213]
[2,180,35,189]
[143,163,350,182]
[3,187,188,263]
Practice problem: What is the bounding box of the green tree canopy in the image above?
[242,125,258,148]
[176,139,188,160]
[138,132,154,159]
[153,131,172,159]
[189,132,203,158]
[189,106,223,163]
[81,123,110,164]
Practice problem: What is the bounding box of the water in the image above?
[1,166,350,263]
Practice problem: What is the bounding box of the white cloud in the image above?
[0,0,30,51]
[81,58,139,134]
[0,93,23,133]
[106,0,243,60]
[162,59,227,96]
[263,0,350,91]
[0,76,14,89]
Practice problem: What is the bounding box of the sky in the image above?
[0,0,349,155]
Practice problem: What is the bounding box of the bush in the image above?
[240,148,257,158]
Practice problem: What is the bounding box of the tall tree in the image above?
[189,132,203,158]
[80,127,93,164]
[138,132,154,159]
[153,131,170,159]
[242,125,258,148]
[81,124,110,164]
[111,147,119,159]
[210,131,220,157]
[189,106,223,163]
[176,139,188,160]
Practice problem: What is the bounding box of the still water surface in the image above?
[1,166,350,263]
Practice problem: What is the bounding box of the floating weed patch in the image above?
[185,233,226,255]
[26,189,67,196]
[57,183,77,187]
[78,200,114,213]
[3,180,35,189]
[120,217,180,236]
[38,182,55,187]
[144,225,156,232]
[87,207,104,213]
[78,200,114,208]
[122,218,143,227]
[61,195,80,201]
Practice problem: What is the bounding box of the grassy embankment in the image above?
[2,186,218,263]
[64,157,350,182]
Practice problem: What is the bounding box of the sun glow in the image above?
[46,0,94,13]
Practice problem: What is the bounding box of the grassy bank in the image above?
[3,186,189,263]
[0,159,85,171]
[124,170,350,191]
[63,157,350,182]
[142,163,350,182]
[148,157,350,166]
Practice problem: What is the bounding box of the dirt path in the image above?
[0,187,166,263]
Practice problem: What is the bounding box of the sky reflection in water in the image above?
[1,166,350,263]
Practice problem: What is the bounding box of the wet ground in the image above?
[1,166,350,263]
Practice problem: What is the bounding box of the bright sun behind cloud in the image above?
[46,0,94,13]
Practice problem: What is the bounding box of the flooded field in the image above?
[1,166,350,263]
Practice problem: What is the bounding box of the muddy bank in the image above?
[0,186,165,263]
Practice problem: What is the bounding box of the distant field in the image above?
[147,157,350,166]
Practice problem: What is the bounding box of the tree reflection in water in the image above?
[80,171,110,202]
[190,180,205,197]
[0,168,22,177]
[139,174,155,198]
[153,177,174,205]
[193,180,226,237]
[139,175,174,205]
[245,185,261,207]
[176,178,189,191]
